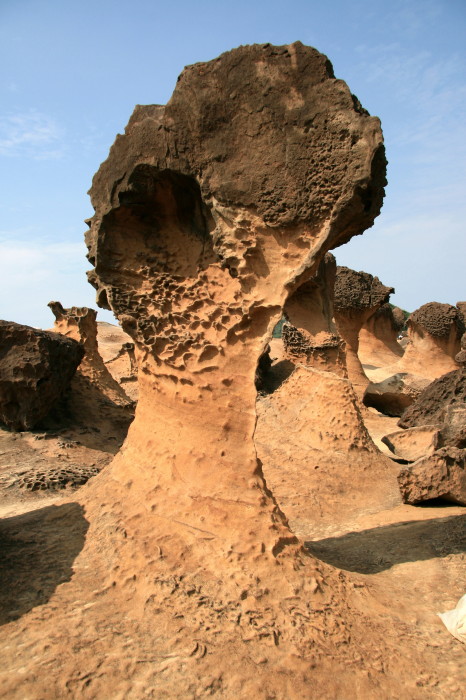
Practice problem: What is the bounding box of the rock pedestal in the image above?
[334,267,393,398]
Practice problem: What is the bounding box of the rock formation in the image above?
[398,447,466,506]
[0,320,84,431]
[333,266,393,397]
[282,253,346,375]
[364,302,463,416]
[358,303,404,368]
[381,425,440,462]
[399,302,463,379]
[256,253,399,531]
[1,43,399,697]
[48,301,132,406]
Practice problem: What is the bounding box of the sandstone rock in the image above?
[382,425,440,462]
[364,372,431,417]
[2,43,392,695]
[455,328,466,365]
[358,303,404,369]
[397,447,466,505]
[363,302,463,416]
[0,319,84,431]
[334,267,393,397]
[85,40,386,562]
[257,253,399,531]
[48,301,132,407]
[282,253,346,375]
[400,302,463,380]
[398,367,466,430]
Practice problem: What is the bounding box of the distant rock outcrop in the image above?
[334,267,393,397]
[365,302,463,416]
[256,255,399,530]
[48,301,132,407]
[0,320,84,431]
[358,303,404,368]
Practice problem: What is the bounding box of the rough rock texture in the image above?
[358,303,404,368]
[398,447,466,505]
[1,44,402,698]
[0,320,84,431]
[282,253,346,375]
[398,302,463,380]
[257,253,399,529]
[48,301,132,407]
[398,368,466,430]
[455,328,466,365]
[334,266,393,397]
[96,321,138,400]
[363,303,462,416]
[364,372,430,417]
[382,426,440,462]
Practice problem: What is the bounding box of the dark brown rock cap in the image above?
[87,42,386,269]
[408,302,465,339]
[334,266,393,311]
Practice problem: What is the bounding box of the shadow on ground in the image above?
[306,513,466,574]
[0,502,88,625]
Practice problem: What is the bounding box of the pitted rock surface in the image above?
[334,267,393,312]
[408,302,464,339]
[399,369,466,430]
[397,447,466,506]
[0,320,84,431]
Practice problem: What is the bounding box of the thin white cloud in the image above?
[0,236,115,328]
[0,109,66,159]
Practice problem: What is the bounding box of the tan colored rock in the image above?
[382,426,440,462]
[48,301,132,407]
[282,253,346,376]
[398,447,466,505]
[399,303,463,380]
[96,322,139,401]
[364,303,463,416]
[364,372,431,417]
[334,267,393,397]
[358,303,404,369]
[2,43,398,697]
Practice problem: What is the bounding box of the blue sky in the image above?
[1,0,465,328]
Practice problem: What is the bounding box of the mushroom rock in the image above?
[358,303,404,369]
[0,319,84,431]
[364,303,463,416]
[84,42,385,558]
[1,44,395,696]
[398,303,463,379]
[48,301,132,407]
[333,266,393,398]
[256,253,399,532]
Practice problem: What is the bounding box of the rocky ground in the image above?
[0,330,464,698]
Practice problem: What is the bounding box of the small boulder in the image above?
[382,425,440,462]
[398,447,466,505]
[0,320,84,431]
